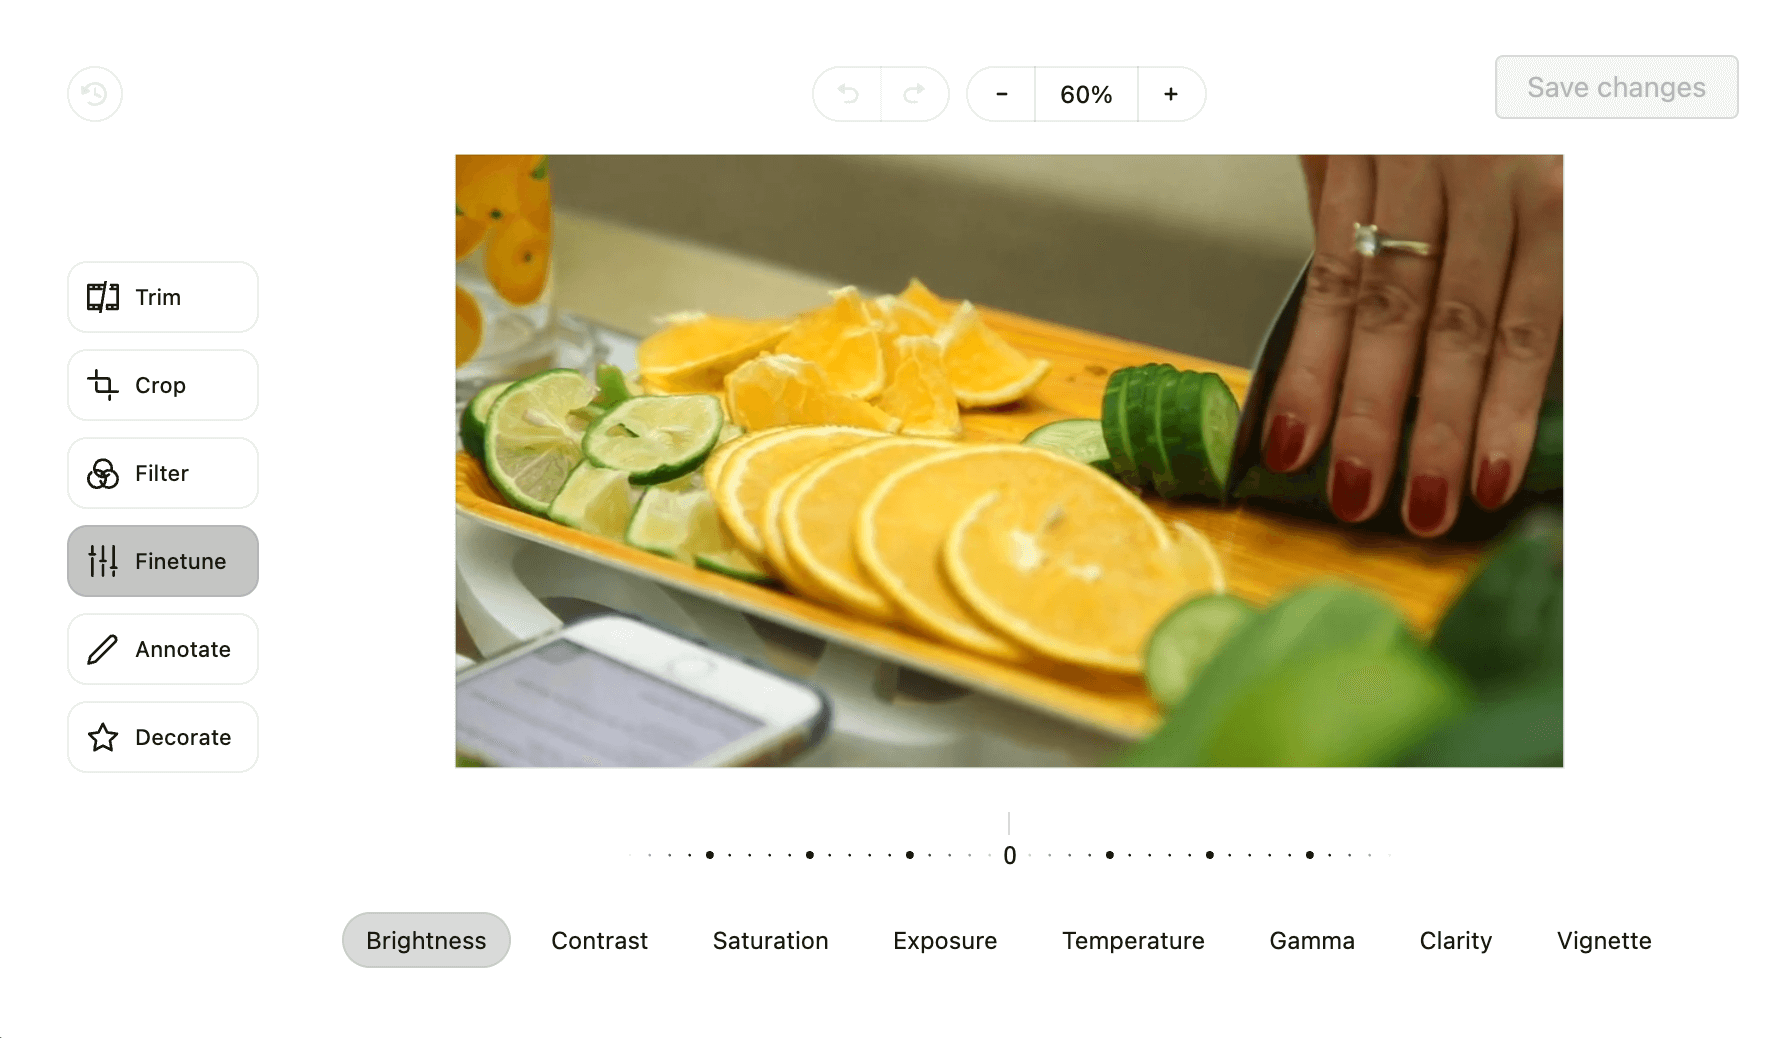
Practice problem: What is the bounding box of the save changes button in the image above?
[1496,56,1737,118]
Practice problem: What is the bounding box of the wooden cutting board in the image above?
[455,305,1485,740]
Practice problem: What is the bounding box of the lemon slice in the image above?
[483,368,594,514]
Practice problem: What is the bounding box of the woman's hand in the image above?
[1268,156,1563,536]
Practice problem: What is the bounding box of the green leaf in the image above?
[531,156,550,180]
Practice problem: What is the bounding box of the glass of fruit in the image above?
[455,155,564,398]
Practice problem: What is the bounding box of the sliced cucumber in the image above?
[583,394,724,485]
[1123,364,1171,491]
[1192,372,1240,497]
[546,462,635,538]
[1144,594,1257,709]
[1101,368,1141,485]
[459,379,513,458]
[1145,369,1186,498]
[1023,418,1112,473]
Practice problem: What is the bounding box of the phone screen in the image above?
[457,640,765,766]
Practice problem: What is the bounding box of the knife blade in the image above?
[1224,255,1312,502]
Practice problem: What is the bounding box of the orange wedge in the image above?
[455,286,482,367]
[876,336,961,438]
[713,425,888,557]
[775,287,886,399]
[856,444,1080,661]
[897,278,957,324]
[638,313,791,394]
[937,302,1051,407]
[724,354,900,434]
[940,479,1218,674]
[874,294,941,338]
[781,437,957,621]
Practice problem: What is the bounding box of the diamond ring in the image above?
[1353,223,1437,258]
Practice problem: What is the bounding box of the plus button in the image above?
[1165,87,1178,101]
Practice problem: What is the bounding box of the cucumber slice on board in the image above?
[1101,368,1143,485]
[1145,369,1189,499]
[1123,364,1172,491]
[582,394,725,485]
[1198,373,1240,495]
[1144,594,1258,709]
[459,380,513,459]
[1022,418,1113,474]
[546,462,635,538]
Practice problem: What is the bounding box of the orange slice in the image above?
[759,464,838,602]
[638,313,791,394]
[876,336,961,438]
[723,354,900,434]
[897,278,957,324]
[856,444,1076,661]
[940,477,1218,674]
[713,425,888,557]
[703,427,774,487]
[781,437,957,621]
[775,287,886,399]
[937,302,1051,407]
[484,215,551,306]
[455,286,482,367]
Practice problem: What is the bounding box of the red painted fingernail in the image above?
[1475,456,1511,511]
[1331,458,1374,522]
[1264,413,1307,473]
[1407,474,1449,535]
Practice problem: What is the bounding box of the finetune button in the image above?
[69,439,258,508]
[1496,55,1738,118]
[68,525,259,597]
[343,914,512,968]
[68,702,257,772]
[69,614,257,684]
[69,350,258,421]
[67,261,258,332]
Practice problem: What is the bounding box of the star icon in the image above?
[88,723,119,752]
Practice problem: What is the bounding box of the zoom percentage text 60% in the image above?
[1061,85,1113,103]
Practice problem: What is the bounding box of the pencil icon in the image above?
[87,634,119,666]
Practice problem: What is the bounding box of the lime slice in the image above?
[624,487,705,563]
[546,462,635,538]
[459,379,513,458]
[696,549,774,584]
[583,394,724,485]
[483,369,595,514]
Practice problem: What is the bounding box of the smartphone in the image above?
[455,614,828,767]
